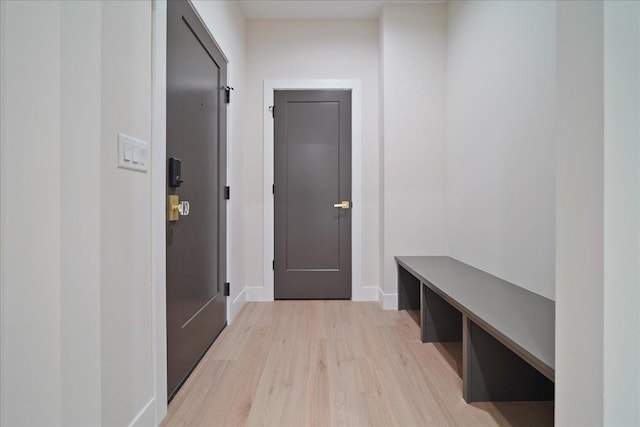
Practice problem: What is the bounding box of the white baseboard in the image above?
[357,286,380,302]
[246,286,265,302]
[229,287,246,323]
[378,288,398,310]
[129,398,155,427]
[245,286,379,302]
[244,286,387,305]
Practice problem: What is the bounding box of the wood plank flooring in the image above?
[163,301,553,427]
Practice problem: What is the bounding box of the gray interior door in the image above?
[166,0,227,400]
[274,90,352,299]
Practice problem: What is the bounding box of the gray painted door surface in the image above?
[274,90,352,299]
[166,0,227,399]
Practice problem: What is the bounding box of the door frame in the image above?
[263,80,363,302]
[151,1,168,423]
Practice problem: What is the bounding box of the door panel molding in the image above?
[263,79,364,302]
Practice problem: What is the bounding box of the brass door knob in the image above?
[178,201,190,216]
[168,196,191,221]
[333,201,351,209]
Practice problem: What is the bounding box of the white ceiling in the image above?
[238,0,443,21]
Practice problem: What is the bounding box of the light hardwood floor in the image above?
[163,301,553,427]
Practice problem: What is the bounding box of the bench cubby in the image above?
[396,256,554,403]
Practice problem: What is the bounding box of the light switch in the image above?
[138,147,146,166]
[118,133,148,172]
[123,144,132,162]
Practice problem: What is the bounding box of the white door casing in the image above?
[263,79,364,302]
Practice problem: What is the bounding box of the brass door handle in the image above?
[168,195,190,221]
[333,201,351,209]
[168,195,180,221]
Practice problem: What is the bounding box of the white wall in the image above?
[377,15,386,302]
[1,1,154,426]
[446,0,556,300]
[602,1,640,425]
[555,2,640,424]
[244,20,380,292]
[100,2,154,426]
[60,2,103,424]
[1,2,63,424]
[380,4,447,298]
[191,0,247,317]
[555,1,605,425]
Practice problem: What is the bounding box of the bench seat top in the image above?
[395,256,554,380]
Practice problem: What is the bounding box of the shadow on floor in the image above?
[432,341,463,378]
[432,339,554,427]
[406,309,420,326]
[473,400,555,427]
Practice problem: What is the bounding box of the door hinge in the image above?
[272,184,275,195]
[224,86,234,104]
[224,282,230,296]
[272,260,275,270]
[268,105,276,118]
[224,186,230,200]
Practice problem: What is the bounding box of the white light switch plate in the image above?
[118,133,148,172]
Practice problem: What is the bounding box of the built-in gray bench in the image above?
[395,256,554,403]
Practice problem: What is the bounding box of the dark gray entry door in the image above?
[274,90,352,299]
[166,0,227,400]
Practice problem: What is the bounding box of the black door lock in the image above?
[168,157,184,187]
